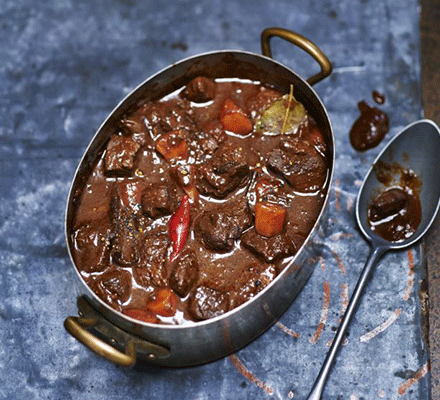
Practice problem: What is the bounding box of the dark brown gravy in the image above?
[372,90,385,105]
[70,77,330,325]
[368,161,421,242]
[349,100,389,152]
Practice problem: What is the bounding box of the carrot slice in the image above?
[155,130,189,161]
[255,201,286,237]
[123,308,160,324]
[146,288,178,317]
[220,98,253,135]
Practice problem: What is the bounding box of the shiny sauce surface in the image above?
[70,77,330,325]
[368,161,422,242]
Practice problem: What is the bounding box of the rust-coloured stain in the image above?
[331,249,346,275]
[276,321,300,338]
[310,281,331,344]
[326,283,350,346]
[330,232,354,241]
[229,354,274,395]
[403,249,415,301]
[397,362,429,395]
[360,308,401,342]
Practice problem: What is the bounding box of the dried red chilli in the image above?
[169,194,191,262]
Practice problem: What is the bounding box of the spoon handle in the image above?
[305,244,388,400]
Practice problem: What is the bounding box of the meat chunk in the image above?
[110,215,139,267]
[121,107,152,147]
[91,269,132,310]
[132,232,170,290]
[253,176,291,212]
[188,285,230,321]
[196,141,250,198]
[142,97,196,139]
[142,183,179,219]
[109,179,154,267]
[104,134,141,175]
[267,138,327,192]
[72,223,111,273]
[241,228,296,263]
[368,187,409,222]
[182,76,216,103]
[196,123,225,156]
[229,263,276,308]
[195,197,253,251]
[111,197,139,267]
[169,250,199,297]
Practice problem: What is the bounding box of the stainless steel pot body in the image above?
[64,29,335,367]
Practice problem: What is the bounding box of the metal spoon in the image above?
[306,119,440,400]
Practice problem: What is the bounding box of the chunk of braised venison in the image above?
[91,269,131,310]
[72,223,111,273]
[229,263,276,308]
[188,285,230,321]
[132,232,170,290]
[122,108,146,135]
[191,122,226,163]
[111,220,139,267]
[182,76,216,103]
[196,141,250,198]
[142,97,197,139]
[266,138,327,192]
[254,176,289,206]
[241,228,296,263]
[369,187,409,222]
[121,105,152,147]
[115,179,145,214]
[169,249,199,297]
[195,197,253,251]
[139,230,170,267]
[104,134,141,175]
[109,182,145,267]
[142,183,178,219]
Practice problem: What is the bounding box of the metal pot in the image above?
[64,27,334,367]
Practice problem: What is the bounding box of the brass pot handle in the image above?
[64,316,137,367]
[261,27,332,86]
[65,296,170,366]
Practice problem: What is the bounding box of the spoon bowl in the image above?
[307,119,440,400]
[357,119,440,248]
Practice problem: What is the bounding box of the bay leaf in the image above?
[255,93,307,136]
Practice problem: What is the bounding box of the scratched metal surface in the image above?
[0,0,428,399]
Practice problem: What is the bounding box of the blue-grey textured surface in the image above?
[0,0,428,399]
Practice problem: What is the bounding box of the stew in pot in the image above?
[70,76,330,324]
